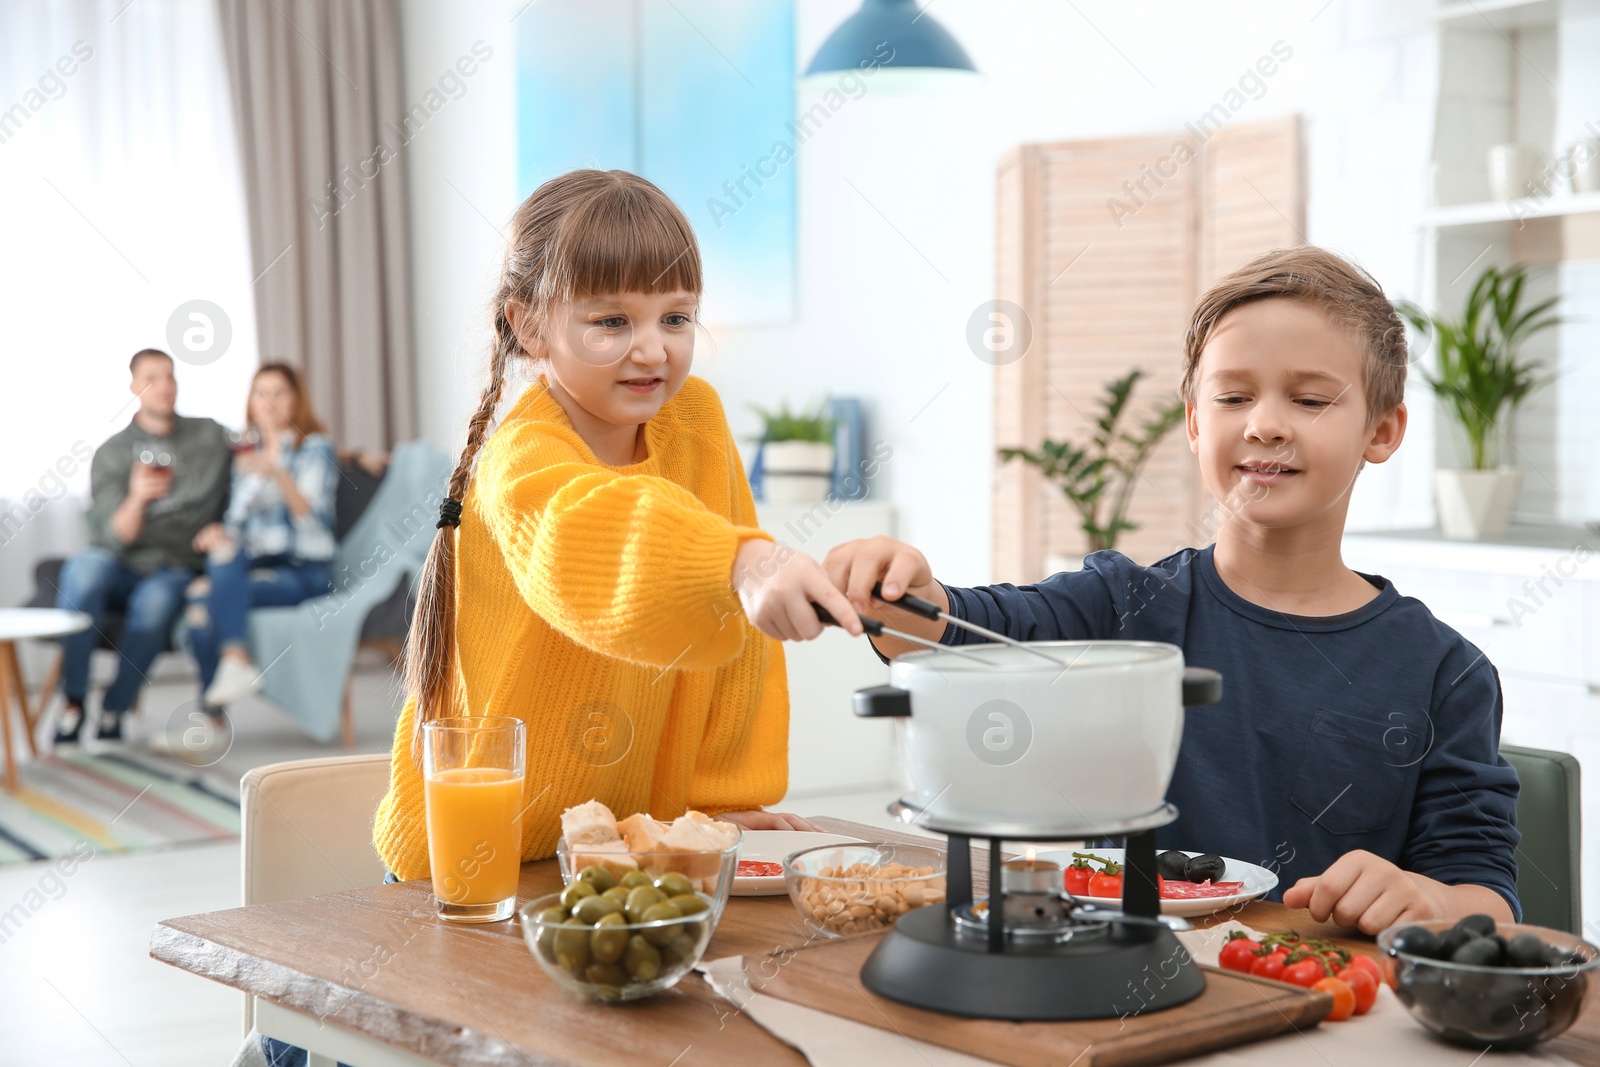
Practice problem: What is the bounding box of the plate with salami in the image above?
[731,830,863,896]
[1032,847,1279,917]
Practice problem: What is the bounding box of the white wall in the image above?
[402,0,1448,584]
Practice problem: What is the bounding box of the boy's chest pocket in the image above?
[1288,708,1418,836]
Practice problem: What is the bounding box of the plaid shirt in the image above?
[224,433,339,562]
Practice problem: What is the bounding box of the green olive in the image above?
[577,865,617,892]
[640,902,683,945]
[572,894,622,925]
[654,872,695,897]
[601,886,632,905]
[660,931,699,965]
[589,912,629,964]
[584,962,629,987]
[624,934,663,982]
[553,923,591,974]
[560,881,598,911]
[624,885,667,922]
[535,906,568,954]
[619,871,653,889]
[666,893,708,916]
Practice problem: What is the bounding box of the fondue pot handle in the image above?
[1182,667,1223,706]
[853,685,912,718]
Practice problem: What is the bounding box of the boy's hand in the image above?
[822,537,947,656]
[1282,850,1511,935]
[822,536,938,612]
[733,539,862,642]
[715,809,821,832]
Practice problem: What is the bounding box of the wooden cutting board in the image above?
[744,933,1331,1067]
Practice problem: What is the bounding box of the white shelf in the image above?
[1434,0,1557,31]
[1421,189,1600,229]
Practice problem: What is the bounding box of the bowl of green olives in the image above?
[556,835,741,921]
[518,865,717,1002]
[1378,915,1599,1050]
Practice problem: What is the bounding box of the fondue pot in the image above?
[855,641,1223,834]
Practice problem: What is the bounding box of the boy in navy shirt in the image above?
[827,246,1520,934]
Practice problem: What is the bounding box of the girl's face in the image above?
[536,290,698,427]
[249,371,296,433]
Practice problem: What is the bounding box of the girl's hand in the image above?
[715,809,821,832]
[234,449,275,477]
[733,539,862,642]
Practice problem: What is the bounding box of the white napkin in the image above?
[701,922,1590,1067]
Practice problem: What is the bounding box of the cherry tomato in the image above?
[1344,954,1383,985]
[1314,976,1356,1022]
[1063,861,1094,896]
[1088,870,1123,898]
[1218,938,1260,974]
[1342,967,1378,1016]
[1250,949,1290,981]
[1283,958,1329,988]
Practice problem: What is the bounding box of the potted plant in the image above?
[1398,265,1559,540]
[998,369,1185,558]
[752,399,836,503]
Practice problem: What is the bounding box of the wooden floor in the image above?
[0,660,909,1065]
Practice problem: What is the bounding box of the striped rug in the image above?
[0,749,239,865]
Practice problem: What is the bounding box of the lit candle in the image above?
[1001,848,1061,895]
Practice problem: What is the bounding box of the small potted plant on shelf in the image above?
[998,369,1185,559]
[1398,264,1560,541]
[752,399,835,503]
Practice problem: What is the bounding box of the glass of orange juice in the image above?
[421,716,526,922]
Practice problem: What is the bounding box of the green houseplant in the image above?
[998,370,1185,555]
[752,399,836,503]
[1397,264,1559,540]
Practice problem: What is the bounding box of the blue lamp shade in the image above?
[804,0,977,76]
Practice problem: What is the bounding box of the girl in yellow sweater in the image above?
[374,170,861,880]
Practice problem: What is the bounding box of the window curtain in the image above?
[0,0,260,609]
[216,0,416,452]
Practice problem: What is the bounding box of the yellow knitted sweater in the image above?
[373,375,786,880]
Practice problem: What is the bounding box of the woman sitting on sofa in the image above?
[188,362,338,716]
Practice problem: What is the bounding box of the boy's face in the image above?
[1186,298,1405,531]
[535,290,697,428]
[131,354,177,418]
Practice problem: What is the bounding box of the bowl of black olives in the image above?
[518,867,718,1002]
[1378,915,1598,1050]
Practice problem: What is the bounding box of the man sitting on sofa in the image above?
[54,349,230,744]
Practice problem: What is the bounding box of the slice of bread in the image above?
[617,812,669,853]
[570,839,640,879]
[560,799,620,847]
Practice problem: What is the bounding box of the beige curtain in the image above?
[217,0,417,451]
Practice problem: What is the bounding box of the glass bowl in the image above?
[556,831,741,919]
[1378,918,1600,1050]
[518,887,716,1003]
[783,841,946,938]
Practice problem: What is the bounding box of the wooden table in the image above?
[0,608,90,789]
[151,818,1600,1066]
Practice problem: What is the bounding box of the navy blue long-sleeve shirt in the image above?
[937,545,1521,916]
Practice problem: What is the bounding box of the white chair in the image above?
[239,753,392,1041]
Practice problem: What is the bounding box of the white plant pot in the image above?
[762,440,835,503]
[1435,468,1522,541]
[1488,144,1543,201]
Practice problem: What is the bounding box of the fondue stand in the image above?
[851,646,1225,1022]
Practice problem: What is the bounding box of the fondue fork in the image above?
[811,605,994,665]
[871,583,1069,668]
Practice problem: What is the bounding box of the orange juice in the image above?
[423,767,523,906]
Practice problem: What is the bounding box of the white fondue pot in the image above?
[854,641,1222,833]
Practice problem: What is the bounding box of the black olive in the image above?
[1183,853,1227,883]
[1454,913,1497,939]
[1435,927,1476,959]
[1388,925,1441,959]
[1452,936,1504,967]
[1156,850,1191,881]
[1506,933,1551,969]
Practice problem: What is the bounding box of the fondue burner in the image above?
[859,803,1205,1021]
